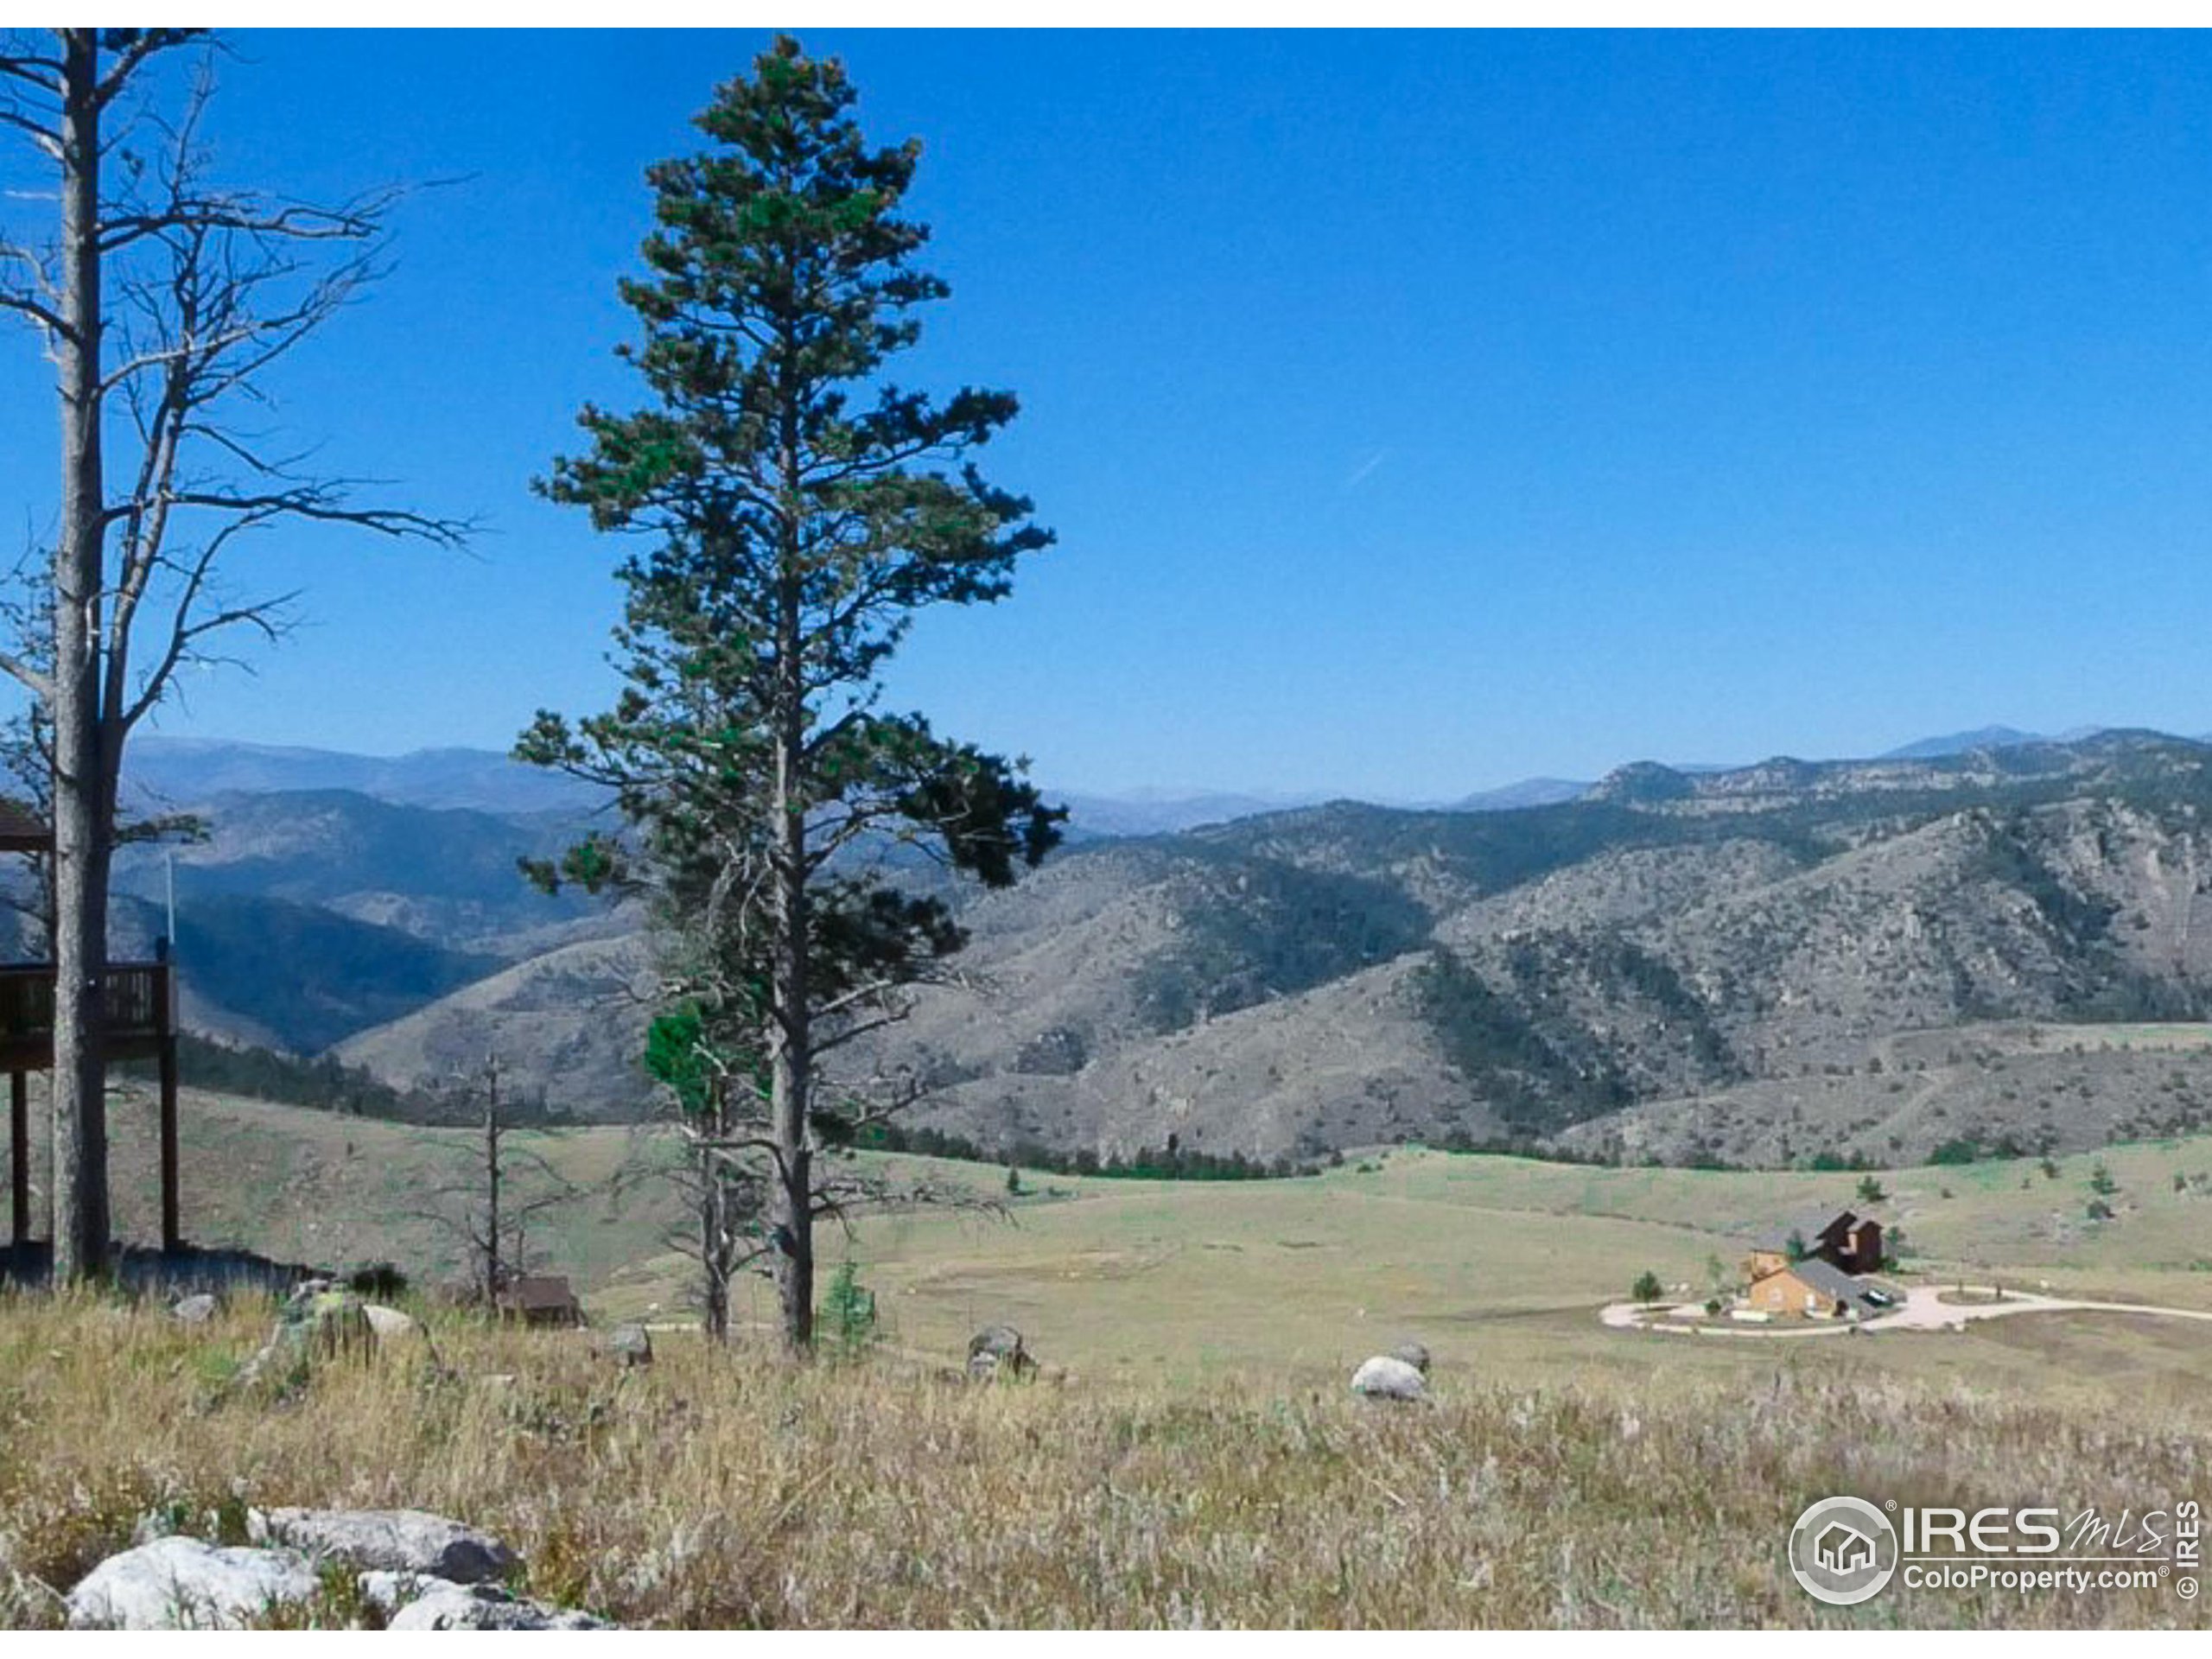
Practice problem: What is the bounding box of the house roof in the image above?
[1758,1207,1858,1251]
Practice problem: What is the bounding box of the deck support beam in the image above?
[9,1071,26,1249]
[156,960,179,1255]
[158,1041,178,1253]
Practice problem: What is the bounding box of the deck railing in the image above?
[0,962,171,1047]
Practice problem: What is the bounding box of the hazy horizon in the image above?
[120,717,2212,809]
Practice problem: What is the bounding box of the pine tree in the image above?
[820,1259,878,1360]
[519,36,1061,1352]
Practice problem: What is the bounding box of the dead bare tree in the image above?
[0,30,467,1279]
[409,1054,582,1310]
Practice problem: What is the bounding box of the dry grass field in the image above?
[0,1293,2206,1630]
[4,1090,2212,1626]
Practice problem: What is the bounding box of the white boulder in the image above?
[67,1535,320,1630]
[359,1304,419,1343]
[1350,1354,1427,1401]
[386,1583,609,1630]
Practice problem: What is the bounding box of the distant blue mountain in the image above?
[1449,777,1591,812]
[125,736,607,816]
[1054,790,1333,838]
[1878,726,2052,761]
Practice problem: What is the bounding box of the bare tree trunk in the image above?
[766,569,813,1355]
[698,1137,729,1344]
[481,1060,503,1307]
[48,29,111,1283]
[3,33,468,1290]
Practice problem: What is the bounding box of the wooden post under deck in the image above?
[156,962,179,1253]
[9,1071,25,1249]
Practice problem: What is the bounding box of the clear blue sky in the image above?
[5,29,2212,798]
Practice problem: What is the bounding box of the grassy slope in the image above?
[6,1091,2212,1630]
[1,1296,2207,1630]
[22,1083,2210,1406]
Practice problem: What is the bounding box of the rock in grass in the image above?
[967,1324,1034,1381]
[357,1569,471,1615]
[1350,1355,1427,1402]
[607,1323,653,1369]
[1389,1339,1431,1376]
[172,1293,219,1325]
[67,1535,320,1630]
[359,1304,418,1343]
[259,1509,518,1585]
[386,1583,610,1630]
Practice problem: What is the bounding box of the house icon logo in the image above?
[1789,1496,1898,1605]
[1815,1522,1875,1573]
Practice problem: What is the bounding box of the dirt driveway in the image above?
[1600,1285,2212,1338]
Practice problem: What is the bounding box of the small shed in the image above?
[0,799,52,854]
[498,1274,582,1327]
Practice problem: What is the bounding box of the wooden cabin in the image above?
[0,801,183,1253]
[499,1274,582,1326]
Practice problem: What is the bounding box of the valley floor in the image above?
[3,1090,2211,1627]
[6,1084,2211,1406]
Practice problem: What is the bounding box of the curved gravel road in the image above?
[1600,1284,2212,1338]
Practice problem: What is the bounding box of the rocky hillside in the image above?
[79,728,2212,1163]
[825,730,2212,1165]
[0,780,613,1062]
[329,930,655,1120]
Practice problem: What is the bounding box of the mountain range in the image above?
[66,726,2212,1167]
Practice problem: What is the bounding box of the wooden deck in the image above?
[0,961,174,1068]
[3,960,181,1251]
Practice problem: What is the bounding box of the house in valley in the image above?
[1745,1256,1891,1322]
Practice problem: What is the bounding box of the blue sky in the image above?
[5,29,2212,798]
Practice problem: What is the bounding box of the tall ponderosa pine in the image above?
[519,37,1061,1352]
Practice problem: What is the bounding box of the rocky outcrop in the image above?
[1389,1339,1431,1375]
[68,1512,605,1630]
[67,1536,320,1630]
[257,1509,516,1585]
[385,1581,609,1630]
[232,1282,375,1393]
